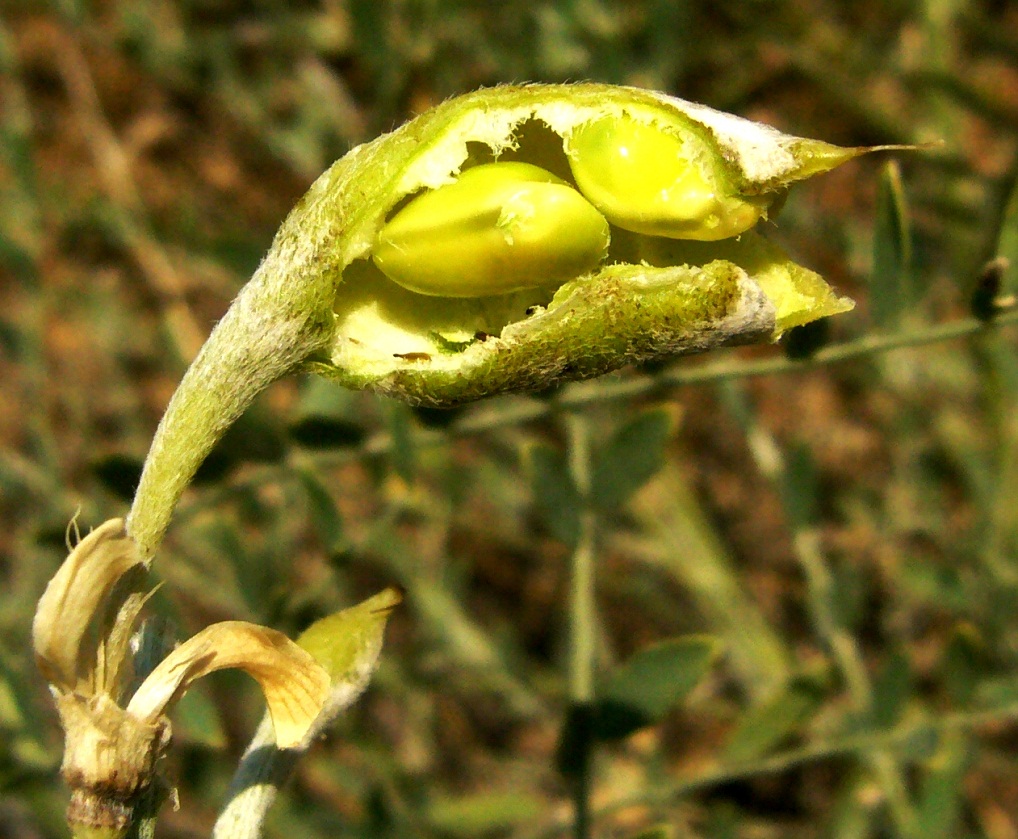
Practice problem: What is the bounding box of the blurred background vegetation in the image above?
[3,1,1018,837]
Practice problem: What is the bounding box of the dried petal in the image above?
[127,622,330,749]
[33,518,144,690]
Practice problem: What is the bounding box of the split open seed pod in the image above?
[255,83,897,406]
[127,84,912,558]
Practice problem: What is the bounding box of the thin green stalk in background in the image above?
[565,414,598,839]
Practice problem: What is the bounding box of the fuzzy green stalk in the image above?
[126,251,335,560]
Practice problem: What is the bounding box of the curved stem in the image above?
[127,261,335,561]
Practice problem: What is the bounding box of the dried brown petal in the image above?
[33,519,144,691]
[127,621,331,748]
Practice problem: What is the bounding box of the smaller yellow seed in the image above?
[373,162,610,297]
[565,114,772,241]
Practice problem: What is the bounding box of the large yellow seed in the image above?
[565,114,772,241]
[372,162,610,297]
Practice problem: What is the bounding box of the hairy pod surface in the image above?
[373,162,610,297]
[242,83,904,406]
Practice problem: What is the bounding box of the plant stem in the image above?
[571,307,1018,400]
[565,414,597,839]
[567,416,596,705]
[126,261,334,561]
[212,717,297,839]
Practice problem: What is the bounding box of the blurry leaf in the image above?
[914,69,1018,129]
[591,409,675,511]
[0,656,53,771]
[529,443,581,546]
[916,731,970,839]
[196,520,272,618]
[625,826,676,839]
[289,377,369,449]
[633,462,792,698]
[830,768,880,839]
[970,257,1009,321]
[0,667,22,730]
[898,724,943,763]
[412,405,463,429]
[91,452,143,501]
[870,648,912,730]
[172,685,228,749]
[722,676,826,764]
[780,442,820,528]
[829,555,870,633]
[899,554,968,611]
[299,470,347,556]
[426,791,542,835]
[972,671,1018,714]
[942,623,984,706]
[289,415,368,449]
[593,636,721,740]
[982,175,1018,316]
[0,317,21,358]
[998,176,1018,277]
[0,235,38,286]
[871,159,911,330]
[783,317,830,360]
[556,701,595,778]
[702,804,739,839]
[385,402,417,483]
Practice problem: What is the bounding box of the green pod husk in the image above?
[261,83,875,405]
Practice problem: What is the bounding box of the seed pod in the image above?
[565,113,773,241]
[373,162,610,297]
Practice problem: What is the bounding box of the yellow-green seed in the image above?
[372,162,610,297]
[565,114,772,241]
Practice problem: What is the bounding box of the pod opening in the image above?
[328,108,839,375]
